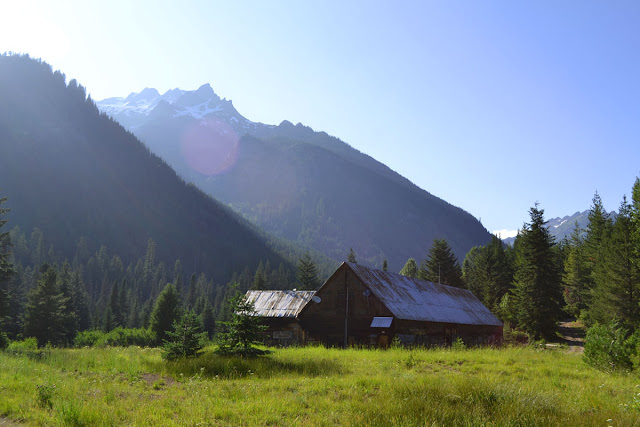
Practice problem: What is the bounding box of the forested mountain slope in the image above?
[0,55,289,284]
[98,86,492,270]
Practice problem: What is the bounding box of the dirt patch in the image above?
[0,417,21,426]
[558,319,585,353]
[140,373,176,387]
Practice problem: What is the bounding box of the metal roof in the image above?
[245,290,316,318]
[370,317,393,328]
[346,263,502,326]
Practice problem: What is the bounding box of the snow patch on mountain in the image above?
[96,84,254,128]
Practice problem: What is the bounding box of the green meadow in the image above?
[0,345,639,426]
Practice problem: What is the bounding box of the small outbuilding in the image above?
[244,290,316,346]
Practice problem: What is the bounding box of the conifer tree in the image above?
[106,280,122,328]
[562,224,589,318]
[149,283,180,345]
[631,178,640,273]
[70,271,91,332]
[583,193,614,325]
[512,204,562,340]
[0,196,14,344]
[347,248,357,263]
[58,262,79,344]
[200,300,216,339]
[216,284,267,357]
[418,239,464,288]
[590,198,639,328]
[382,259,388,271]
[162,310,206,360]
[399,258,418,278]
[251,262,267,290]
[297,253,320,290]
[186,273,197,309]
[24,265,69,346]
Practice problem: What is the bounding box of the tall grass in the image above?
[0,345,639,426]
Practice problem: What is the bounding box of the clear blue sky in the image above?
[3,0,640,237]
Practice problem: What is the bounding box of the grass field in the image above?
[0,344,639,426]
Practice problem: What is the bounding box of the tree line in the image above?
[398,177,640,341]
[0,215,326,347]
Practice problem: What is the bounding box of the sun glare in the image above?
[0,1,69,63]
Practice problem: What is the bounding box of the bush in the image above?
[6,337,38,354]
[451,337,466,351]
[583,322,638,372]
[74,328,155,348]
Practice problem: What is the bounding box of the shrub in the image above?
[583,322,638,372]
[36,382,56,409]
[451,337,466,351]
[7,337,38,354]
[74,328,155,348]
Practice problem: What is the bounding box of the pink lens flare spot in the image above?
[181,117,239,176]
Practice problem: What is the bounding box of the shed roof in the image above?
[345,262,502,326]
[245,290,316,318]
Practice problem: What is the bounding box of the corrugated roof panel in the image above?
[245,290,316,318]
[346,263,502,326]
[370,317,393,328]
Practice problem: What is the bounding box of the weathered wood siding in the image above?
[299,264,393,346]
[298,263,503,347]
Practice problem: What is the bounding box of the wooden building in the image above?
[244,290,316,346]
[246,262,502,348]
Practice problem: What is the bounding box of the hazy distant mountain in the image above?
[0,55,289,283]
[97,84,493,271]
[502,209,616,245]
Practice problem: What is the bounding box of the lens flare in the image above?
[180,117,239,175]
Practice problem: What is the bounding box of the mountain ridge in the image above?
[97,84,493,270]
[0,55,293,284]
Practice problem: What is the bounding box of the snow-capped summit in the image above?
[96,84,252,130]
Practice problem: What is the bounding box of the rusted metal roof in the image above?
[346,263,502,326]
[245,290,316,318]
[370,317,393,328]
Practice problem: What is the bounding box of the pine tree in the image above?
[149,283,180,345]
[200,300,216,339]
[583,193,614,325]
[418,239,464,288]
[58,262,79,345]
[296,253,320,290]
[186,273,197,309]
[0,196,14,345]
[631,178,640,278]
[382,259,388,272]
[347,248,357,264]
[70,271,91,331]
[562,224,589,318]
[480,235,513,311]
[23,265,69,346]
[251,262,267,290]
[105,280,122,329]
[590,198,639,328]
[162,310,206,360]
[399,258,418,278]
[512,204,562,340]
[216,285,267,357]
